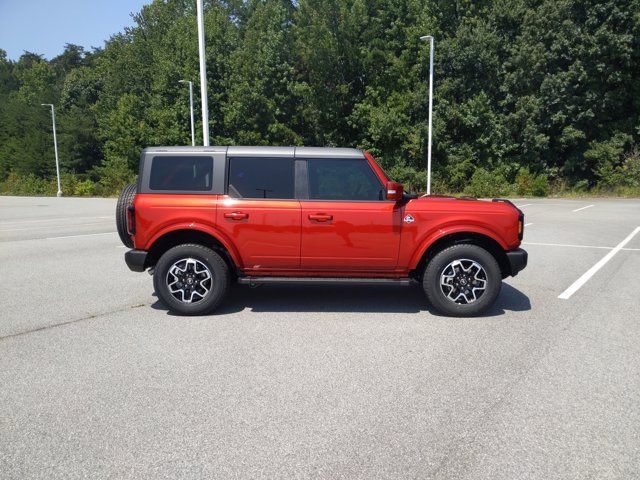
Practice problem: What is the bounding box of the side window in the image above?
[149,156,213,191]
[307,158,384,201]
[228,157,295,199]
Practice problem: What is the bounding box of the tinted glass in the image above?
[149,156,213,191]
[228,157,295,199]
[308,158,384,200]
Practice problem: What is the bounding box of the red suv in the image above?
[117,146,527,316]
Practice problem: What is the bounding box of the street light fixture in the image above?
[178,80,196,146]
[196,0,210,146]
[41,103,62,197]
[420,35,434,195]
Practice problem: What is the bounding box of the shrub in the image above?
[531,174,549,197]
[617,147,640,188]
[74,179,96,196]
[0,172,56,196]
[572,179,590,192]
[463,168,511,198]
[60,172,80,195]
[0,171,103,197]
[515,168,534,196]
[94,156,136,196]
[585,133,633,188]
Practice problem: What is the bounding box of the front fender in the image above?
[408,224,508,270]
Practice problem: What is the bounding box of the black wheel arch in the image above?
[145,229,239,278]
[412,232,510,280]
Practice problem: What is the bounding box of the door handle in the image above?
[224,212,248,220]
[308,214,333,222]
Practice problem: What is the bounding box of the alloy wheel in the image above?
[166,258,213,303]
[439,259,488,304]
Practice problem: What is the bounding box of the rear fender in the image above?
[145,223,242,268]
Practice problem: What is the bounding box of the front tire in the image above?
[153,244,229,315]
[423,244,501,317]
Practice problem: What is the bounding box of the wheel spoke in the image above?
[166,257,213,305]
[439,258,488,305]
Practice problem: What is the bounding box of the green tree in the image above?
[1,0,639,196]
[225,0,299,145]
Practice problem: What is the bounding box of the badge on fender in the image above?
[404,214,414,223]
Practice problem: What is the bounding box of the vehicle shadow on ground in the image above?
[479,283,531,317]
[151,282,530,317]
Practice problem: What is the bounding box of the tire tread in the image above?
[116,183,137,248]
[423,243,501,317]
[153,243,230,315]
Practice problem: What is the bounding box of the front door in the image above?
[217,155,300,271]
[300,157,402,271]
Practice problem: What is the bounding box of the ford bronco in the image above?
[118,146,527,316]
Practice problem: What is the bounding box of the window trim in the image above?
[225,156,297,201]
[302,157,391,203]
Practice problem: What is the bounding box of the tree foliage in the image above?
[1,0,639,196]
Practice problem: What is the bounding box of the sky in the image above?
[0,0,150,60]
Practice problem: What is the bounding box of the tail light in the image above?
[126,205,136,235]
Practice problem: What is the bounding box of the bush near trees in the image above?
[1,0,639,198]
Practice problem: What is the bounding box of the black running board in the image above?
[237,277,414,287]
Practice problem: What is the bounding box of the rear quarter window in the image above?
[149,156,213,191]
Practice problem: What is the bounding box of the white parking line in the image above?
[0,221,113,232]
[516,203,573,206]
[46,232,117,240]
[523,241,640,251]
[524,241,610,250]
[0,216,113,226]
[572,204,594,212]
[558,227,640,299]
[524,223,533,227]
[526,203,570,206]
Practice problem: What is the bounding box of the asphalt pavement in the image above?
[1,195,639,479]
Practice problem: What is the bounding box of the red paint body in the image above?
[132,154,522,278]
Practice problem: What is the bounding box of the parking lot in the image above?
[1,195,639,479]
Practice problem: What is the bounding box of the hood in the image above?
[405,195,521,215]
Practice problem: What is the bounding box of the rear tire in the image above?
[153,244,229,316]
[423,244,501,317]
[116,183,137,248]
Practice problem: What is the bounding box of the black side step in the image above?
[237,277,414,287]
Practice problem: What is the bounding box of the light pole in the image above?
[196,0,210,146]
[179,80,196,146]
[420,35,434,195]
[41,103,62,197]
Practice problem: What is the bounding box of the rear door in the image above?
[299,156,402,271]
[216,148,301,271]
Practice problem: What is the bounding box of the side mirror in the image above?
[386,181,404,201]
